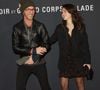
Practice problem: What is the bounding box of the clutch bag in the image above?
[84,66,94,80]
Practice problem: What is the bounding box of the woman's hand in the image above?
[36,46,47,55]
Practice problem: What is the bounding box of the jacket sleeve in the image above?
[49,26,58,45]
[12,26,31,55]
[80,25,91,64]
[38,24,50,51]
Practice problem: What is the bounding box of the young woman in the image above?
[50,4,91,90]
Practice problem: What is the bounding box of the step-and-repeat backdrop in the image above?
[0,0,99,90]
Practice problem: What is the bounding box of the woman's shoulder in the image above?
[55,23,64,30]
[78,23,86,34]
[56,23,63,27]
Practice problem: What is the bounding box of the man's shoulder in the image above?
[12,19,23,33]
[13,19,23,28]
[33,19,45,27]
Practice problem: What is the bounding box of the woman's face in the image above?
[61,8,72,21]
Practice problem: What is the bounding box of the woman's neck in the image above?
[66,19,74,36]
[66,19,73,26]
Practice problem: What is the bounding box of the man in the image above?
[12,0,51,90]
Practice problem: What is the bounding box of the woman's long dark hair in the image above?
[62,4,84,30]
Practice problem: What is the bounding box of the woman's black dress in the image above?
[50,24,91,78]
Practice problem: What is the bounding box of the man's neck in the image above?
[24,18,33,27]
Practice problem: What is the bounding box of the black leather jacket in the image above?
[12,19,50,56]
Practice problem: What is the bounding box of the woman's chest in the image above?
[57,29,82,46]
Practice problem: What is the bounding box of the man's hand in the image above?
[36,46,47,55]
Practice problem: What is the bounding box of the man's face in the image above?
[23,6,35,20]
